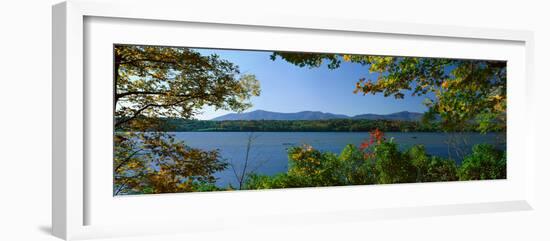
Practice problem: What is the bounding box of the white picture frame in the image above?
[52,0,535,240]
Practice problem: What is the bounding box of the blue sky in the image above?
[195,48,432,120]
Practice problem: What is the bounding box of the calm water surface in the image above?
[170,132,504,187]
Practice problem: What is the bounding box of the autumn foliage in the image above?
[114,46,506,195]
[113,45,260,195]
[246,130,504,190]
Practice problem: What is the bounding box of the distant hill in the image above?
[211,110,348,121]
[211,110,423,121]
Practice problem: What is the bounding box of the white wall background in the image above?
[0,0,548,240]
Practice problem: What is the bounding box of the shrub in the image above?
[193,181,225,192]
[245,144,377,189]
[374,141,416,184]
[317,152,346,186]
[245,141,501,190]
[287,145,324,178]
[244,174,272,189]
[339,144,376,185]
[286,145,345,187]
[425,156,458,182]
[458,144,506,180]
[245,173,297,189]
[407,145,458,182]
[407,145,430,182]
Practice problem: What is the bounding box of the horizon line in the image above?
[207,109,424,120]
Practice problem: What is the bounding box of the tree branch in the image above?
[114,93,210,128]
[116,58,184,67]
[114,148,144,173]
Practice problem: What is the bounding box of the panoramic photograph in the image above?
[113,44,507,195]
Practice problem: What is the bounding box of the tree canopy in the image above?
[113,45,260,194]
[115,45,260,130]
[270,52,506,133]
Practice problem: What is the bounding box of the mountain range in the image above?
[211,110,423,121]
